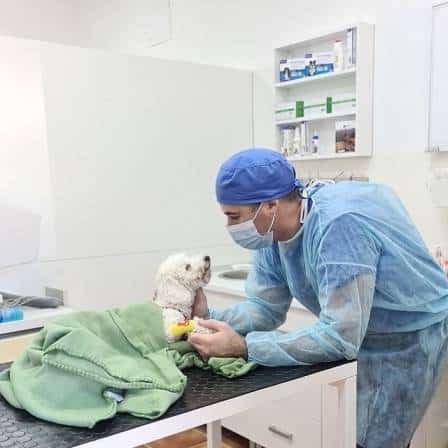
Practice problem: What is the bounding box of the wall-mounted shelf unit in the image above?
[274,23,374,162]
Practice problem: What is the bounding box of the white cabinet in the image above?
[205,286,448,448]
[205,287,321,447]
[223,382,322,448]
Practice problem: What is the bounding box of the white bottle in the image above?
[300,122,308,154]
[346,28,355,68]
[292,126,301,154]
[281,129,289,156]
[333,40,344,72]
[311,131,319,153]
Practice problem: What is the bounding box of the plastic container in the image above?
[311,131,319,153]
[0,307,24,323]
[334,40,344,72]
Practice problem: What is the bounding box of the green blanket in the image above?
[0,303,256,428]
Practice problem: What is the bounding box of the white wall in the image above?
[0,0,171,54]
[147,0,448,249]
[38,42,252,308]
[0,35,252,309]
[0,37,57,294]
[40,44,252,260]
[77,0,172,54]
[0,1,82,46]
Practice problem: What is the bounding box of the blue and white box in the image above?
[279,58,308,82]
[305,52,335,76]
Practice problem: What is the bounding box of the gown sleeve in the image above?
[208,246,293,336]
[244,214,381,366]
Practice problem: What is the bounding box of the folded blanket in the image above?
[0,303,256,427]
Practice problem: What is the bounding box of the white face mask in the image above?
[227,203,277,250]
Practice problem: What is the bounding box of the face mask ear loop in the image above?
[254,202,277,234]
[267,209,277,233]
[252,203,264,221]
[299,189,309,224]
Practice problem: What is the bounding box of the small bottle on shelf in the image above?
[311,130,319,153]
[281,128,295,156]
[299,122,308,154]
[281,128,289,156]
[292,126,301,155]
[333,40,344,72]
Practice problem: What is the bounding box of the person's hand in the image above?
[191,287,209,319]
[188,319,248,360]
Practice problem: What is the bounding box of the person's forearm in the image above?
[245,274,376,366]
[245,320,359,366]
[208,296,287,336]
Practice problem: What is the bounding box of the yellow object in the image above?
[168,320,196,337]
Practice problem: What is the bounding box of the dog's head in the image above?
[155,253,212,293]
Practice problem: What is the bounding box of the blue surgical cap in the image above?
[216,148,304,205]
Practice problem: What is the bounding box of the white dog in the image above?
[153,253,214,343]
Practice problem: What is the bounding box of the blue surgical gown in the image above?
[209,181,448,448]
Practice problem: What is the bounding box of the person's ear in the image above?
[266,200,278,212]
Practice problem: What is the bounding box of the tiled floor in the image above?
[137,426,250,448]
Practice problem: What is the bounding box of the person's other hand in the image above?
[188,319,248,360]
[192,287,209,319]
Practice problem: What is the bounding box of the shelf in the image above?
[276,111,356,126]
[274,68,356,89]
[426,144,448,153]
[286,152,370,162]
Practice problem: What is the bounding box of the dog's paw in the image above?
[192,316,215,335]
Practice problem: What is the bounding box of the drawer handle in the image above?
[268,425,293,440]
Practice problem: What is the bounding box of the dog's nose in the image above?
[204,255,210,263]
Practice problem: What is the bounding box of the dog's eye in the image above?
[185,264,191,271]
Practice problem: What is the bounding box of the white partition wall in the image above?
[41,44,252,260]
[0,36,252,307]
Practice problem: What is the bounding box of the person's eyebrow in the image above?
[224,211,239,216]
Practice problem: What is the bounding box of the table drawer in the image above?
[0,332,37,363]
[222,383,322,448]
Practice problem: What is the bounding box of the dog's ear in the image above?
[185,264,191,271]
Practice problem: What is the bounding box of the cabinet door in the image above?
[222,383,321,448]
[0,333,37,363]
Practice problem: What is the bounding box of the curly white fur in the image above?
[153,253,214,342]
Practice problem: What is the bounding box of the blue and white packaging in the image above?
[279,58,308,82]
[305,52,335,76]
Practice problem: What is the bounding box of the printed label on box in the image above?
[335,120,356,153]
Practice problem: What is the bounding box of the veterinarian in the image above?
[188,148,448,448]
